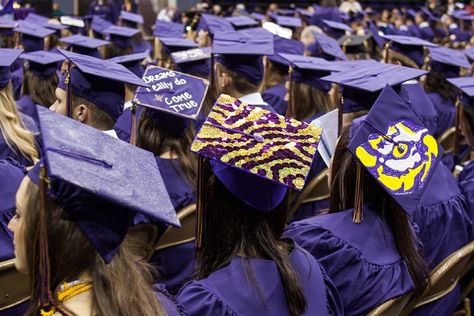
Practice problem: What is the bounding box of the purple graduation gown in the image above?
[153,283,186,316]
[177,243,343,316]
[284,204,416,315]
[427,92,455,138]
[262,82,288,116]
[113,106,144,143]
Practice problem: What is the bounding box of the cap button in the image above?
[254,134,264,142]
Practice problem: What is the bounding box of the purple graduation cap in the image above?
[338,34,372,55]
[0,48,23,89]
[197,14,234,37]
[20,51,65,78]
[104,25,139,49]
[14,20,56,52]
[381,34,437,67]
[60,34,110,58]
[279,53,343,92]
[278,8,296,16]
[322,19,353,38]
[427,46,471,78]
[191,94,323,211]
[120,10,144,26]
[465,47,474,63]
[171,47,211,77]
[225,16,259,29]
[250,12,266,22]
[91,15,113,37]
[158,37,198,54]
[448,77,474,108]
[29,106,179,263]
[213,28,274,86]
[57,48,148,121]
[348,84,442,216]
[268,35,304,67]
[25,13,67,31]
[0,18,18,37]
[133,65,209,136]
[269,13,302,28]
[451,10,474,21]
[108,51,149,77]
[308,32,347,61]
[153,19,184,38]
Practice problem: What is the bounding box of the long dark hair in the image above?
[329,127,429,291]
[21,70,58,107]
[22,179,166,316]
[196,159,307,316]
[423,71,458,102]
[136,109,197,187]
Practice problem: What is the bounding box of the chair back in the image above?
[366,292,414,316]
[156,204,196,251]
[438,127,456,153]
[0,259,29,312]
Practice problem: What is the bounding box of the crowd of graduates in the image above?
[0,0,474,315]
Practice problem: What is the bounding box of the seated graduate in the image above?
[156,36,198,69]
[50,49,147,137]
[285,85,434,315]
[261,35,304,115]
[17,51,65,121]
[212,28,276,112]
[0,49,39,166]
[88,0,119,24]
[119,11,152,54]
[172,47,211,79]
[0,159,29,316]
[306,32,348,62]
[0,20,17,49]
[194,13,234,48]
[59,34,110,59]
[177,94,343,316]
[8,106,182,315]
[104,25,140,58]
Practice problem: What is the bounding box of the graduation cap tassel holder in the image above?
[352,161,364,224]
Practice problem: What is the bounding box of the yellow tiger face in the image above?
[355,120,438,195]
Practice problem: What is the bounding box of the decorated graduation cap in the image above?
[0,48,23,89]
[197,13,234,36]
[308,32,347,61]
[213,28,274,86]
[60,34,110,58]
[322,19,353,38]
[338,34,371,55]
[120,11,144,27]
[153,19,184,38]
[381,34,437,67]
[14,20,55,52]
[225,16,259,29]
[108,51,148,78]
[172,47,211,77]
[21,51,64,78]
[268,35,304,68]
[269,13,302,28]
[347,84,441,220]
[29,106,179,264]
[105,25,139,49]
[427,46,471,78]
[322,62,428,134]
[191,94,322,212]
[132,65,209,138]
[158,37,198,54]
[57,48,147,121]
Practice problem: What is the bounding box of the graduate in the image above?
[0,49,39,167]
[172,46,211,79]
[261,35,304,116]
[156,36,198,69]
[195,13,234,48]
[306,31,348,61]
[177,94,343,316]
[50,49,146,137]
[59,34,110,59]
[18,51,65,121]
[8,106,182,315]
[105,24,140,58]
[212,28,275,112]
[87,0,119,24]
[119,11,152,54]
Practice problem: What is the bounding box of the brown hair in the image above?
[423,70,458,103]
[329,127,429,290]
[22,180,166,316]
[196,159,307,316]
[22,70,58,107]
[216,63,258,96]
[71,95,115,130]
[137,110,197,187]
[286,82,335,121]
[385,48,420,69]
[261,58,288,92]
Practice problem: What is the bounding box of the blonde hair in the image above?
[0,83,38,163]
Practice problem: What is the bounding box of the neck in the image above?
[125,87,135,103]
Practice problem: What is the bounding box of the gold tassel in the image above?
[353,162,364,224]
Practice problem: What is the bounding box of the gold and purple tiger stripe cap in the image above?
[191,94,322,191]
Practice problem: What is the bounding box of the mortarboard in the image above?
[338,34,371,55]
[120,11,144,26]
[278,8,296,16]
[381,34,437,67]
[172,47,211,77]
[108,51,149,78]
[91,15,113,36]
[367,21,386,49]
[0,18,18,37]
[133,65,209,136]
[225,16,259,29]
[311,109,338,167]
[348,84,441,216]
[14,21,56,52]
[158,37,198,54]
[213,28,274,86]
[308,32,347,61]
[447,77,474,108]
[451,10,474,21]
[20,51,64,78]
[268,35,304,67]
[251,12,266,22]
[29,106,179,263]
[322,19,353,38]
[269,13,302,28]
[279,53,342,92]
[105,25,140,49]
[427,46,471,78]
[60,34,110,58]
[57,48,148,121]
[0,48,23,89]
[25,13,67,31]
[464,47,474,63]
[197,14,234,36]
[153,19,184,38]
[191,94,322,211]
